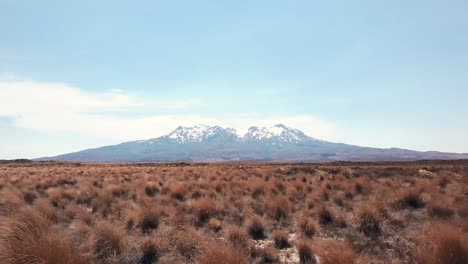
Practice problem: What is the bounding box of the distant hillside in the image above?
[38,124,468,162]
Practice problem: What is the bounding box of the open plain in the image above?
[0,160,467,264]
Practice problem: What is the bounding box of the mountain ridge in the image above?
[37,124,468,162]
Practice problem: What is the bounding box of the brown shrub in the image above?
[427,202,455,219]
[457,203,468,218]
[273,230,291,249]
[22,191,37,204]
[335,214,348,229]
[438,175,450,189]
[199,241,248,264]
[415,223,468,264]
[136,206,161,233]
[316,240,357,264]
[318,206,334,226]
[356,204,382,238]
[170,182,187,200]
[144,184,159,197]
[0,188,25,214]
[168,226,203,261]
[0,208,88,264]
[33,198,57,222]
[46,187,62,204]
[226,226,250,251]
[296,240,316,264]
[266,196,291,221]
[76,207,93,225]
[71,220,92,237]
[332,193,344,207]
[354,178,368,194]
[140,239,159,264]
[275,181,286,193]
[251,180,265,198]
[317,188,330,201]
[297,216,317,238]
[191,198,219,224]
[342,167,353,178]
[396,189,425,209]
[207,218,222,232]
[93,221,125,259]
[252,245,279,263]
[246,215,266,240]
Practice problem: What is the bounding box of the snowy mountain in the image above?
[38,124,468,162]
[135,124,316,145]
[162,125,238,143]
[243,124,319,143]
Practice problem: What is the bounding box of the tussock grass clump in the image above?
[456,203,468,218]
[273,230,291,249]
[438,175,450,189]
[318,206,334,226]
[140,239,159,264]
[207,218,222,232]
[199,242,248,264]
[332,192,344,207]
[246,215,266,240]
[93,221,125,259]
[266,196,291,221]
[33,198,57,222]
[415,223,468,264]
[22,191,37,204]
[144,184,159,197]
[297,216,317,238]
[354,178,368,194]
[167,226,203,261]
[427,202,455,219]
[137,206,161,233]
[274,181,286,194]
[0,208,88,264]
[296,240,316,264]
[356,204,382,238]
[252,246,278,263]
[191,198,220,224]
[170,182,187,200]
[226,226,250,252]
[317,188,330,201]
[396,189,425,209]
[126,205,162,233]
[317,240,357,264]
[251,180,266,198]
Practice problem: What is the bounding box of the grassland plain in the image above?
[0,161,467,263]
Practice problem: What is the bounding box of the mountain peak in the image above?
[166,124,237,143]
[39,123,468,162]
[143,124,317,144]
[242,124,311,143]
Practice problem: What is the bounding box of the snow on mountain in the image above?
[165,125,237,143]
[243,123,318,143]
[39,123,468,162]
[136,124,319,145]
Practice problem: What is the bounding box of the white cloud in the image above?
[0,79,339,142]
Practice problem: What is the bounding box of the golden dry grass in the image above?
[0,160,467,263]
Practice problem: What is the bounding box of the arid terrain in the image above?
[0,160,467,264]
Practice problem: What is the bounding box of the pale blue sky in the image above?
[1,0,467,159]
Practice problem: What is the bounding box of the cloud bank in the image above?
[0,79,339,143]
